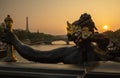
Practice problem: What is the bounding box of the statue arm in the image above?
[2,31,70,63]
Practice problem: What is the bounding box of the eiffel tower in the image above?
[26,16,29,32]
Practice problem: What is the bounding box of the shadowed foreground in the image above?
[1,31,120,65]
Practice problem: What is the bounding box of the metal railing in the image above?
[0,62,85,78]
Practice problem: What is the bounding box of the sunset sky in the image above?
[0,0,120,35]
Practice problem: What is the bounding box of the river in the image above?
[15,41,75,63]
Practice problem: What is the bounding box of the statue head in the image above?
[66,21,92,43]
[79,13,91,20]
[66,13,93,45]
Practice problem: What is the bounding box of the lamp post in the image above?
[2,15,17,62]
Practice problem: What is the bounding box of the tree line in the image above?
[1,27,120,43]
[102,29,120,42]
[13,29,55,42]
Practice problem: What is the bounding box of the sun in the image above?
[103,25,108,30]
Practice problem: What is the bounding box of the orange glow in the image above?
[0,0,120,35]
[103,25,108,30]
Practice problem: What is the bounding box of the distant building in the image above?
[37,29,39,33]
[26,16,29,32]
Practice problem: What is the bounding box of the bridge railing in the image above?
[0,62,85,78]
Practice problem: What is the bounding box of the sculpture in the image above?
[67,13,98,46]
[1,13,120,65]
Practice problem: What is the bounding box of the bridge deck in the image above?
[0,61,120,78]
[0,62,85,78]
[85,61,120,78]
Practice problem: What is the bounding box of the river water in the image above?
[15,41,75,63]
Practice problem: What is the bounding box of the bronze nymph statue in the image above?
[1,14,120,65]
